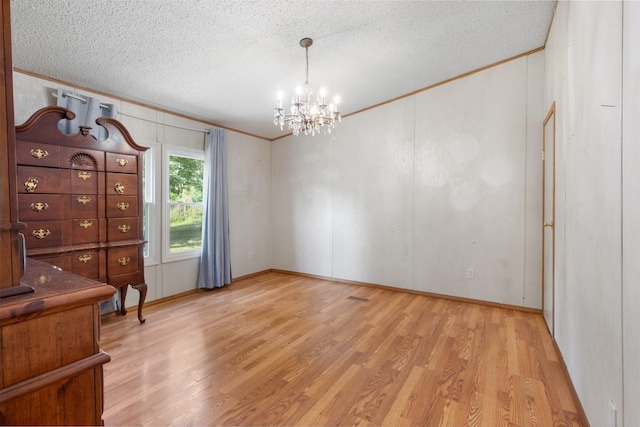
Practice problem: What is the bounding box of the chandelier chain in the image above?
[305,46,309,85]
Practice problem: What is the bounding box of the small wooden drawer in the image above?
[66,169,99,194]
[15,141,61,167]
[70,219,100,244]
[17,166,61,194]
[106,152,137,174]
[108,270,141,288]
[23,220,63,249]
[0,305,96,385]
[67,194,100,219]
[68,250,101,279]
[61,147,105,171]
[106,196,138,218]
[18,194,63,221]
[107,247,139,275]
[31,252,101,279]
[106,173,138,196]
[107,218,139,242]
[31,254,66,271]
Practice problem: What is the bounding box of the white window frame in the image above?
[162,144,205,263]
[142,144,160,266]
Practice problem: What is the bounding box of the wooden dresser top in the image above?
[0,258,115,326]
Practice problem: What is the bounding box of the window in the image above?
[141,146,159,264]
[162,145,204,262]
[142,150,153,260]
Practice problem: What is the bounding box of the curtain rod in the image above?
[50,91,210,134]
[52,90,113,111]
[118,112,211,134]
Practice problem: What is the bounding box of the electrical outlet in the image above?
[247,251,253,260]
[608,400,617,427]
[466,268,475,279]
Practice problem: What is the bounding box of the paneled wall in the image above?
[13,72,272,305]
[545,1,637,426]
[272,52,544,309]
[622,3,640,426]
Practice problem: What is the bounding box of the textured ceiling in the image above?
[10,0,555,140]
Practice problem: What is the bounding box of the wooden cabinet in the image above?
[0,4,119,425]
[14,107,149,323]
[0,3,114,424]
[0,259,115,425]
[0,0,27,296]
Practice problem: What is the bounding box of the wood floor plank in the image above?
[297,363,362,426]
[101,272,587,426]
[381,364,424,426]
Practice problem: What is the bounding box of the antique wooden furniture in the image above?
[14,106,149,323]
[0,0,28,297]
[0,258,115,425]
[0,2,118,424]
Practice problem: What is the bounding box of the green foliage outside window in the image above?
[169,155,204,253]
[169,156,204,203]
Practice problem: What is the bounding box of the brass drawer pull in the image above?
[117,224,131,233]
[79,220,93,229]
[77,195,92,205]
[116,158,129,167]
[118,257,130,266]
[114,182,125,195]
[30,202,49,212]
[78,254,92,263]
[24,177,39,193]
[29,148,49,159]
[32,229,51,239]
[116,202,130,211]
[77,171,92,180]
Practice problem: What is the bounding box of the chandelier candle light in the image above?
[274,38,341,136]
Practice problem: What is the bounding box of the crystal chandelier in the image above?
[274,38,341,136]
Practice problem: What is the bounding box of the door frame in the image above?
[542,101,556,336]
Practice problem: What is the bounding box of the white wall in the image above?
[333,97,415,288]
[622,2,640,427]
[13,72,272,305]
[228,132,272,277]
[272,52,544,308]
[545,1,631,425]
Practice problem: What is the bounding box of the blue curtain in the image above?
[198,128,232,289]
[56,88,118,140]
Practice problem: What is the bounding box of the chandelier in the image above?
[274,38,341,136]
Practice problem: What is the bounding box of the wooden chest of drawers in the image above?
[15,107,148,323]
[0,259,115,425]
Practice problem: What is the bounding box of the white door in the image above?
[542,103,556,335]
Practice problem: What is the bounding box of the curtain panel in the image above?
[56,88,118,140]
[198,128,232,289]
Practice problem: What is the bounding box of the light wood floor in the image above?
[101,272,587,426]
